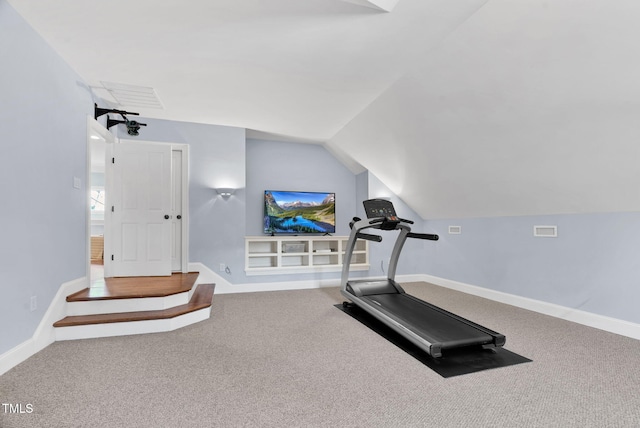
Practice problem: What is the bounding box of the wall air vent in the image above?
[448,226,462,235]
[534,225,557,238]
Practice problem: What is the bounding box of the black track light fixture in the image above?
[95,103,147,136]
[106,118,147,136]
[94,103,140,120]
[106,118,126,129]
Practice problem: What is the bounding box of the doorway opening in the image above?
[86,118,189,281]
[87,118,113,282]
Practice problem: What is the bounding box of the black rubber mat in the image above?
[335,303,532,378]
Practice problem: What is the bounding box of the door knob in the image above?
[164,215,170,219]
[177,215,182,219]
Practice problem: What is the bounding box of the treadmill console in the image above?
[363,199,397,220]
[363,199,399,230]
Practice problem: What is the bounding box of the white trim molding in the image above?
[420,274,640,341]
[0,276,88,376]
[190,262,342,294]
[190,263,640,340]
[0,340,35,377]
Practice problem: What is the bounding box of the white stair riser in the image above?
[66,292,189,316]
[54,308,211,341]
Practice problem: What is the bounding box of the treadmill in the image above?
[341,199,505,358]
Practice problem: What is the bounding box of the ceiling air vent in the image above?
[100,81,164,109]
[533,225,557,238]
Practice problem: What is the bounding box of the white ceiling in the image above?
[9,0,640,219]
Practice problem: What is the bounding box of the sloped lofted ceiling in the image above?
[341,0,400,12]
[7,0,483,140]
[330,0,640,218]
[7,0,640,219]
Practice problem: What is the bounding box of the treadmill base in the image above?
[335,303,531,378]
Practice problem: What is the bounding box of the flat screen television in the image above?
[264,190,336,234]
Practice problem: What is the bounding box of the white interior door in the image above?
[111,141,172,277]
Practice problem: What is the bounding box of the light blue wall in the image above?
[2,0,638,359]
[122,118,247,284]
[111,125,376,285]
[365,173,432,277]
[0,2,93,354]
[364,169,640,325]
[243,138,363,283]
[425,212,640,324]
[245,139,357,236]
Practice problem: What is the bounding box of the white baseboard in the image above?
[420,274,640,341]
[0,276,88,377]
[190,263,640,341]
[32,276,88,351]
[190,263,429,295]
[0,339,36,377]
[190,262,344,294]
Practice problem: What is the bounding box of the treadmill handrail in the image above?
[407,232,439,241]
[356,232,383,242]
[341,217,412,289]
[366,216,413,225]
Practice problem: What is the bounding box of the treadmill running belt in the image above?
[364,294,493,349]
[335,303,531,377]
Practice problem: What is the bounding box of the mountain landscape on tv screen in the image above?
[264,191,335,234]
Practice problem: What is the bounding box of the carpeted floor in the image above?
[1,282,639,427]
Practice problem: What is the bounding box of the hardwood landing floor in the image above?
[68,270,200,301]
[54,265,215,329]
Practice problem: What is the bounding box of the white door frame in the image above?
[169,143,189,273]
[86,119,189,278]
[171,144,189,272]
[86,117,116,278]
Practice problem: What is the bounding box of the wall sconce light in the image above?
[215,188,235,198]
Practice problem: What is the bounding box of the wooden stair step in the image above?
[67,272,200,301]
[54,284,215,328]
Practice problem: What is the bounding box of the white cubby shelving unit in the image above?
[245,235,369,275]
